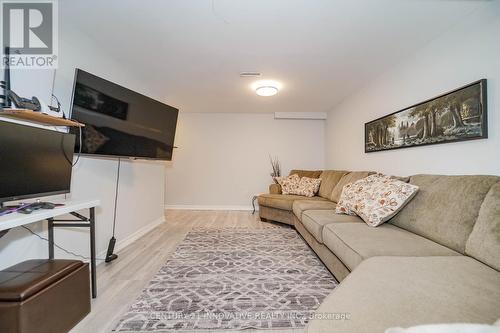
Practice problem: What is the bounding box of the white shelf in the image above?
[0,199,100,231]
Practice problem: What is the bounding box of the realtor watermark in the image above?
[145,311,352,321]
[1,0,58,69]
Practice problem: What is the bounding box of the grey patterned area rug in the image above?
[113,227,337,332]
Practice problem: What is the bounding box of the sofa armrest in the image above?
[269,183,282,194]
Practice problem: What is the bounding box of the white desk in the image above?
[0,199,100,298]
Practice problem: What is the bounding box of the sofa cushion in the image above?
[317,170,349,199]
[466,181,500,272]
[306,256,500,333]
[322,223,459,270]
[390,175,410,183]
[294,218,351,281]
[330,171,372,203]
[292,200,338,221]
[302,210,363,244]
[390,175,500,253]
[289,169,323,179]
[257,194,327,211]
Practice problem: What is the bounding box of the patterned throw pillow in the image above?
[294,176,322,197]
[336,174,387,215]
[335,174,419,227]
[274,174,301,195]
[274,175,322,197]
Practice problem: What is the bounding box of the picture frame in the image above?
[365,79,487,153]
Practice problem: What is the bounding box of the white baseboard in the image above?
[165,205,257,211]
[97,216,165,263]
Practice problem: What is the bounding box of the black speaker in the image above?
[105,237,118,263]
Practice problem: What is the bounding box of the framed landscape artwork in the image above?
[365,79,487,153]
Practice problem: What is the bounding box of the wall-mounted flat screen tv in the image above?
[70,69,179,160]
[0,121,75,203]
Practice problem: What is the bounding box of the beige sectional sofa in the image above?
[257,170,500,332]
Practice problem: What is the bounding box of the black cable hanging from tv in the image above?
[105,158,120,263]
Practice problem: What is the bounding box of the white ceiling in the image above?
[60,0,485,113]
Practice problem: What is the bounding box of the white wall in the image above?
[0,24,166,270]
[325,2,500,177]
[165,112,325,209]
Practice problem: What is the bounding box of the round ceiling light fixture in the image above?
[256,86,278,97]
[252,80,282,97]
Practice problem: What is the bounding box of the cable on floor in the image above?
[21,225,107,261]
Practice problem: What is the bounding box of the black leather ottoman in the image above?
[0,259,91,333]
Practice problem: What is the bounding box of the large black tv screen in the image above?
[0,121,75,203]
[70,69,179,160]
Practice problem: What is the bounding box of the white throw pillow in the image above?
[336,174,419,227]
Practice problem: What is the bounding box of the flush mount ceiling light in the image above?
[256,86,278,97]
[252,80,282,97]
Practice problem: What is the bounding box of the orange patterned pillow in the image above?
[294,176,322,197]
[274,174,301,195]
[275,175,321,197]
[336,174,419,226]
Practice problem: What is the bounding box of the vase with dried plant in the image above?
[269,155,281,184]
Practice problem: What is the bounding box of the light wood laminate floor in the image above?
[70,210,303,333]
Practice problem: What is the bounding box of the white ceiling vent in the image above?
[239,72,261,77]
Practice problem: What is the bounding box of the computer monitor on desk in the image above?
[0,120,75,205]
